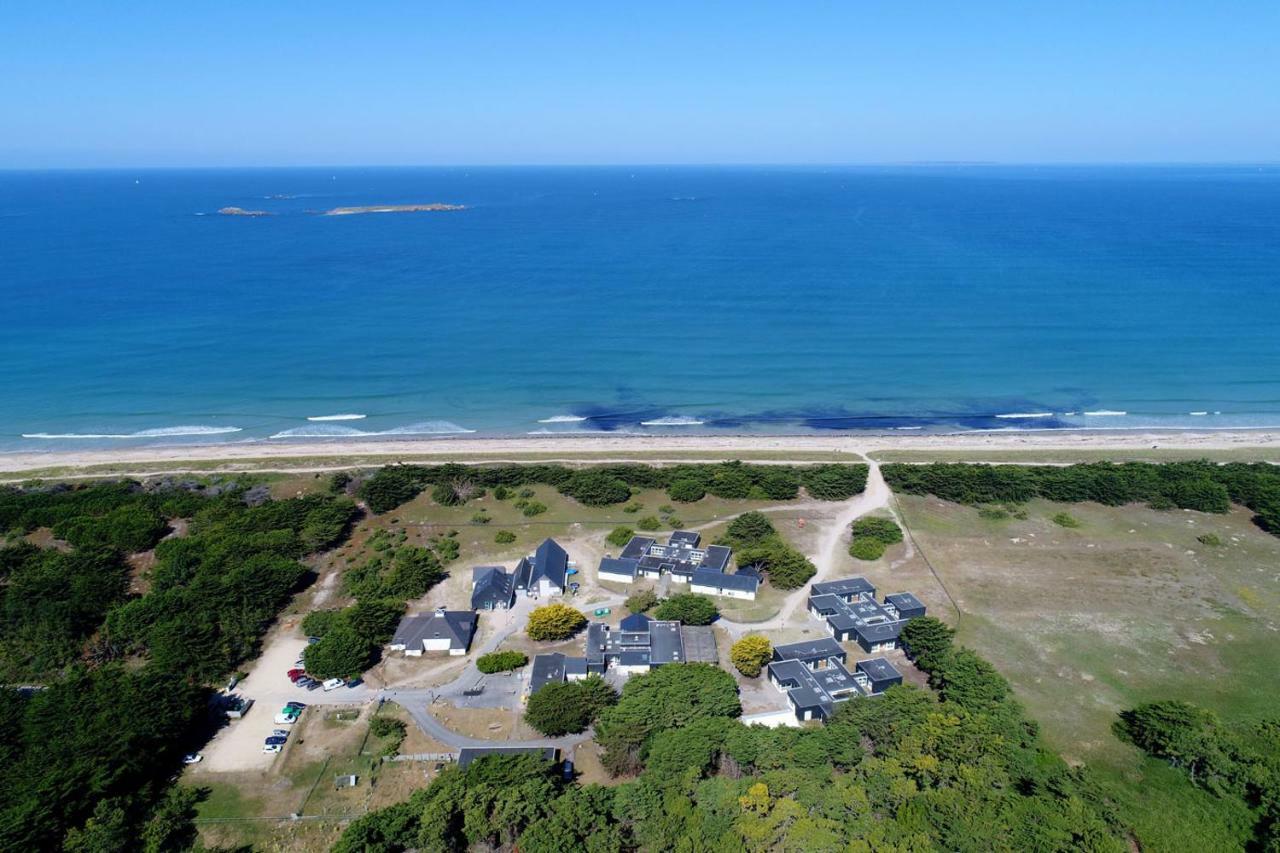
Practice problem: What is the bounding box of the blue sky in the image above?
[1,1,1277,167]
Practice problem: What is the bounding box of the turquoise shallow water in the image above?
[2,165,1279,451]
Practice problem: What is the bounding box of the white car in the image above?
[262,743,282,754]
[182,753,203,764]
[273,713,298,725]
[322,677,344,692]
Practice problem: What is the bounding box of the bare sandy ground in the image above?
[4,429,1280,475]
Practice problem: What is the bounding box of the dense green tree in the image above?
[477,650,528,673]
[606,526,635,547]
[801,464,870,500]
[900,616,955,670]
[667,478,708,502]
[730,635,772,677]
[723,510,777,546]
[653,593,719,625]
[560,471,632,506]
[526,676,618,736]
[302,626,374,679]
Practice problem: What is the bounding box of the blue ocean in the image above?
[3,165,1279,452]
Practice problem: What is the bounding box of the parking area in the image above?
[201,627,373,773]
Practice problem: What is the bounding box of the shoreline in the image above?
[3,429,1280,476]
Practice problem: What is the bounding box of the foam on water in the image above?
[995,412,1054,419]
[22,425,243,440]
[537,415,588,423]
[307,413,367,422]
[269,420,475,439]
[640,416,706,426]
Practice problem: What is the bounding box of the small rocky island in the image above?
[320,203,466,216]
[217,206,273,217]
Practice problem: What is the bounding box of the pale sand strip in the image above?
[3,430,1280,475]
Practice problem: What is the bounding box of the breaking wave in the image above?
[537,415,588,423]
[22,425,243,440]
[307,413,367,422]
[269,420,475,439]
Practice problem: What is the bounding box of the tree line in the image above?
[358,461,869,514]
[883,460,1280,531]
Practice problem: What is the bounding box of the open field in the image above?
[891,493,1280,850]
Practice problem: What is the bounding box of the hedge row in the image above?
[359,462,868,514]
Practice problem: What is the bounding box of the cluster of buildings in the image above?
[529,611,718,693]
[765,575,927,722]
[598,531,760,599]
[389,538,573,657]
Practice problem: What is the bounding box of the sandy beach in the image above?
[4,429,1280,477]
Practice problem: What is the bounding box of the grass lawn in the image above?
[891,493,1280,850]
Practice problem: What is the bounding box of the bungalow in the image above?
[599,531,757,599]
[528,652,594,695]
[771,637,847,669]
[388,608,477,656]
[514,538,570,598]
[767,654,903,722]
[470,566,516,611]
[807,576,927,653]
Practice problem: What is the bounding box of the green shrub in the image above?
[559,471,632,507]
[1051,512,1081,528]
[625,589,659,613]
[801,464,869,500]
[518,487,536,499]
[494,530,517,544]
[301,609,347,638]
[723,511,777,546]
[525,675,617,736]
[521,501,547,517]
[849,538,887,561]
[1196,533,1222,546]
[667,479,706,502]
[493,485,510,500]
[850,516,903,544]
[622,502,643,514]
[471,511,491,524]
[636,516,662,531]
[606,527,635,547]
[477,650,529,674]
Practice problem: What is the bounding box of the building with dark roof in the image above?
[388,608,477,656]
[806,576,926,653]
[598,531,756,599]
[767,654,902,722]
[470,566,516,611]
[772,637,847,669]
[457,746,559,770]
[514,538,570,597]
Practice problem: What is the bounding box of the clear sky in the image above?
[2,1,1277,167]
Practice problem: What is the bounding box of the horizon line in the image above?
[3,160,1280,173]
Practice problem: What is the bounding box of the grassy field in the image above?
[891,494,1280,850]
[191,702,440,851]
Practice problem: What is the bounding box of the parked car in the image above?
[271,729,290,738]
[593,607,611,616]
[296,677,317,688]
[182,753,203,765]
[322,677,344,691]
[274,713,298,725]
[285,701,307,710]
[305,680,321,691]
[262,743,282,754]
[346,677,363,689]
[264,736,287,746]
[287,668,305,680]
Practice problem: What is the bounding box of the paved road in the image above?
[380,688,592,751]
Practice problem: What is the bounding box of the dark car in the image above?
[264,736,287,746]
[304,680,321,691]
[285,701,307,710]
[345,677,363,689]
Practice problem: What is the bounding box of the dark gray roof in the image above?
[648,620,685,665]
[670,530,701,547]
[585,622,608,664]
[599,557,639,579]
[702,545,732,572]
[457,746,558,769]
[530,653,567,693]
[856,657,902,683]
[769,659,827,712]
[517,539,568,590]
[471,566,514,609]
[885,592,926,614]
[690,567,759,594]
[619,612,652,633]
[390,610,477,651]
[618,650,650,667]
[619,536,655,559]
[811,577,876,599]
[565,657,588,677]
[772,637,845,663]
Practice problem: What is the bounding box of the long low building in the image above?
[807,577,926,653]
[598,531,759,599]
